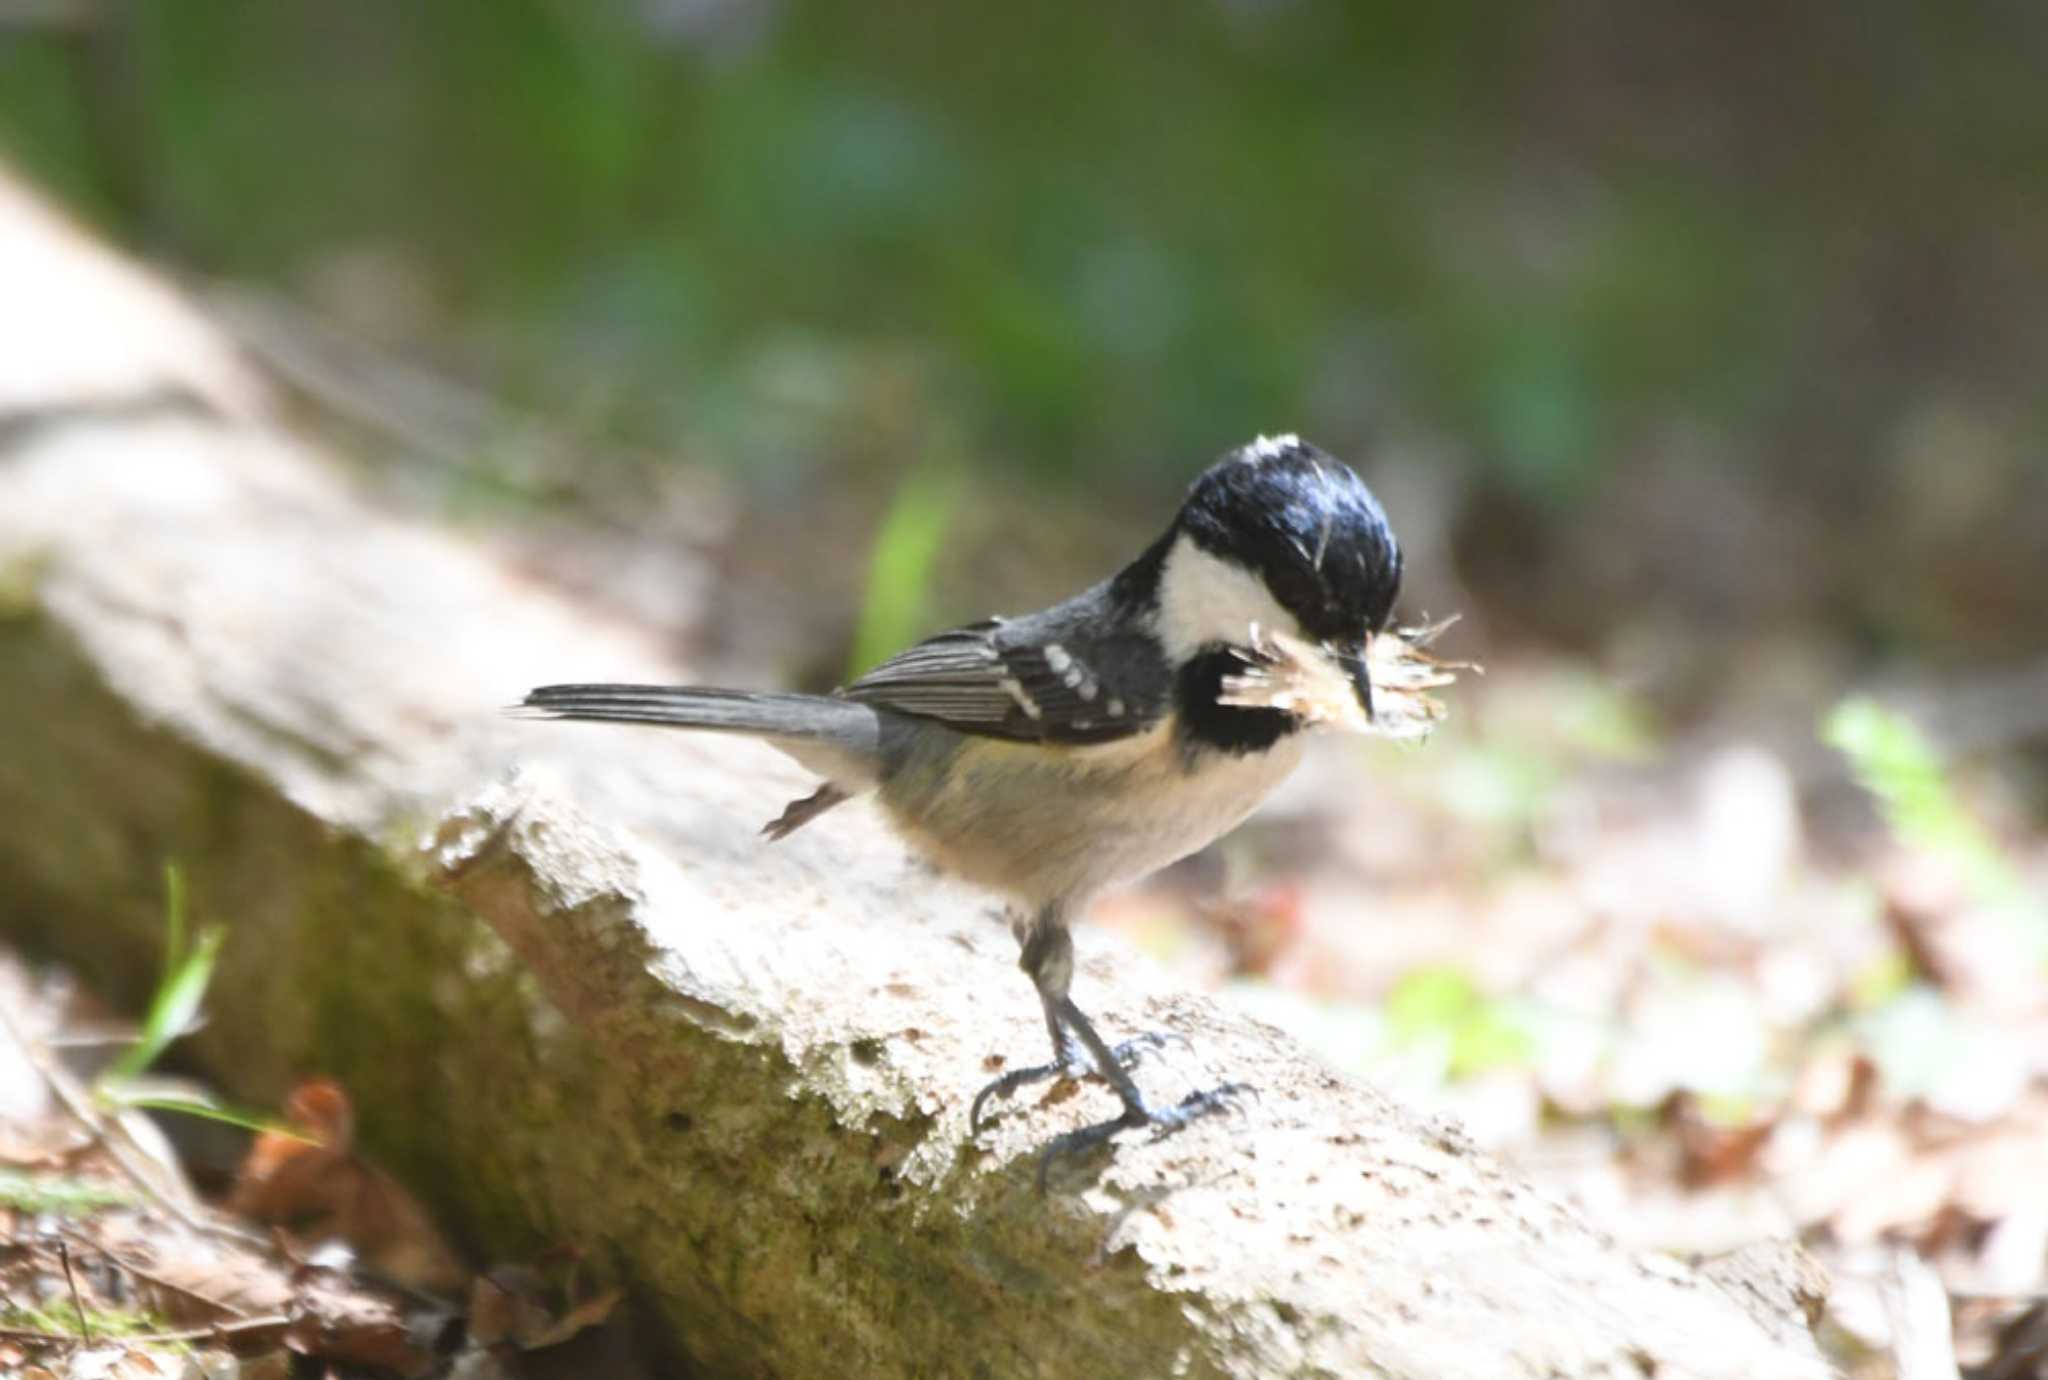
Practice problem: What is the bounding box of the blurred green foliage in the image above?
[1383,963,1531,1080]
[1825,698,2019,904]
[0,1169,133,1215]
[849,457,956,677]
[2,0,2044,656]
[1827,698,2048,980]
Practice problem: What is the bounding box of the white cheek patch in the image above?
[1154,533,1302,663]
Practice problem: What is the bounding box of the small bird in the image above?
[521,434,1404,1179]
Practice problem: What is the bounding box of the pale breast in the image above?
[876,718,1308,911]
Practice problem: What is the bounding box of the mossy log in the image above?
[0,165,1833,1380]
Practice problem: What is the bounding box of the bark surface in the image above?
[0,166,1834,1380]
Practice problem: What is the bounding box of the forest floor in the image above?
[1096,650,2048,1380]
[2,641,2043,1379]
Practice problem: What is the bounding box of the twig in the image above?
[57,1239,91,1343]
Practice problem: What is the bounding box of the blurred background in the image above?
[5,1,2045,681]
[3,1,2046,1368]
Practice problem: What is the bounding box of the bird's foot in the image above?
[968,1032,1183,1134]
[1034,1083,1252,1192]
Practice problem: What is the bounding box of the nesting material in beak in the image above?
[1217,617,1474,742]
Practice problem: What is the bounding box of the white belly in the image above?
[879,719,1307,910]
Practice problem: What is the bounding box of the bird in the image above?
[519,434,1405,1181]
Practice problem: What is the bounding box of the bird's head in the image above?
[1149,434,1403,719]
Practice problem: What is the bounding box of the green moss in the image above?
[0,1301,163,1341]
[0,1169,134,1216]
[0,550,49,619]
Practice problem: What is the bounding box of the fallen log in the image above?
[0,165,1833,1379]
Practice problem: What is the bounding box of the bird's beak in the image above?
[1343,641,1375,723]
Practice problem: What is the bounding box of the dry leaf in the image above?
[1665,1092,1775,1189]
[469,1260,621,1351]
[97,1212,296,1324]
[284,1266,438,1375]
[230,1079,468,1296]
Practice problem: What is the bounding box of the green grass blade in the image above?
[847,463,959,679]
[100,1087,306,1138]
[161,861,186,986]
[106,923,226,1083]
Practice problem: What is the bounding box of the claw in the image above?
[1146,1081,1253,1136]
[1034,1083,1250,1192]
[969,1056,1088,1134]
[1111,1030,1188,1063]
[968,1031,1185,1134]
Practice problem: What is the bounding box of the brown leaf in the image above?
[1883,854,2042,1017]
[1664,1091,1774,1189]
[1978,1297,2048,1380]
[469,1259,621,1352]
[284,1267,438,1375]
[230,1079,468,1296]
[96,1213,296,1324]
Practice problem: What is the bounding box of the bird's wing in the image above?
[841,616,1170,745]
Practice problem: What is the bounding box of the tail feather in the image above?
[516,682,883,797]
[518,683,839,733]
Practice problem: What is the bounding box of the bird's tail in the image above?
[516,684,882,786]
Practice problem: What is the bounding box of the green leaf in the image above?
[1446,1006,1533,1080]
[160,860,186,989]
[1384,964,1483,1038]
[162,859,185,966]
[1383,964,1532,1079]
[1823,697,2017,901]
[99,1085,306,1138]
[1847,947,1916,1011]
[848,462,960,679]
[106,920,225,1083]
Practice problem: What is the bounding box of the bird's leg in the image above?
[1031,991,1250,1191]
[968,910,1193,1139]
[1022,916,1082,1066]
[971,914,1088,1131]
